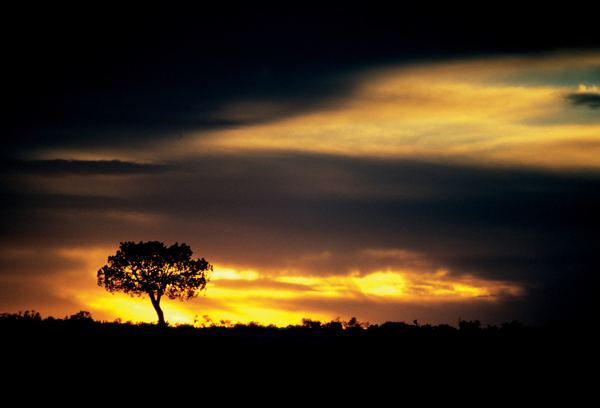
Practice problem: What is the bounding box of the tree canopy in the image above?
[97,241,213,325]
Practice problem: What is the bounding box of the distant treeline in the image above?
[2,309,591,387]
[0,309,555,330]
[0,309,572,340]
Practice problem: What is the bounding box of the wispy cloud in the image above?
[565,85,600,108]
[1,159,176,176]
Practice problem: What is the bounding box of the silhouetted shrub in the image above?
[68,310,93,321]
[302,318,323,329]
[459,319,481,332]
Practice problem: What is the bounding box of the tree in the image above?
[68,310,93,321]
[97,241,213,326]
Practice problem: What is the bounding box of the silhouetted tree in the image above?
[68,310,93,321]
[97,241,213,326]
[323,317,344,331]
[501,320,524,332]
[344,317,369,330]
[459,319,481,332]
[302,318,322,329]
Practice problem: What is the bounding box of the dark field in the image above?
[2,311,590,401]
[2,311,587,365]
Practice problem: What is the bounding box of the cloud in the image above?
[1,159,177,176]
[181,52,600,172]
[7,5,598,159]
[564,84,600,108]
[565,92,600,108]
[2,151,599,325]
[6,151,597,278]
[214,278,316,293]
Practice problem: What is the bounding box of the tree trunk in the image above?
[149,292,166,326]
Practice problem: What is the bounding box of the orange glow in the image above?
[29,246,527,327]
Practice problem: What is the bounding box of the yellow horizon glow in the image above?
[13,245,527,327]
[55,256,526,326]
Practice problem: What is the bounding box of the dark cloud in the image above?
[565,92,600,108]
[6,66,358,156]
[1,159,176,176]
[5,153,599,266]
[6,4,598,157]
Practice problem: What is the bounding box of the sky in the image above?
[2,3,599,327]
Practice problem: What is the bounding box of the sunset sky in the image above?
[2,3,599,327]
